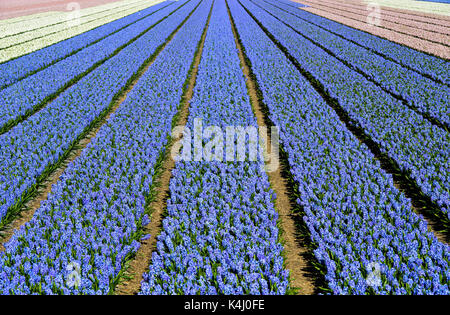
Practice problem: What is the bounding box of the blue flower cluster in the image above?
[0,1,184,134]
[252,0,449,128]
[418,0,450,4]
[263,0,450,85]
[239,0,450,220]
[0,0,207,294]
[229,0,450,294]
[140,0,289,295]
[0,0,198,225]
[276,0,307,8]
[0,1,171,89]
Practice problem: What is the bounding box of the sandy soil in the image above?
[0,0,126,20]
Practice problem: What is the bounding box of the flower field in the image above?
[0,0,448,296]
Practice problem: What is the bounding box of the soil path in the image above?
[114,1,214,295]
[0,1,193,253]
[227,0,318,295]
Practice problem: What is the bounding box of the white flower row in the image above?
[363,0,450,16]
[0,0,156,47]
[0,0,164,63]
[0,0,149,38]
[0,11,56,26]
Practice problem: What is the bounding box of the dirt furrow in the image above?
[114,1,214,295]
[0,1,184,136]
[0,1,198,252]
[227,0,318,295]
[240,2,450,245]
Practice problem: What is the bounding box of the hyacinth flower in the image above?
[228,0,449,294]
[252,0,449,127]
[239,0,450,220]
[262,0,449,85]
[0,0,207,294]
[0,0,195,225]
[140,0,289,295]
[0,1,179,133]
[0,2,171,89]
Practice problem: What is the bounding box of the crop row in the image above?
[0,1,171,89]
[304,0,450,35]
[0,0,199,226]
[0,0,210,295]
[0,0,154,46]
[228,0,450,294]
[0,0,152,39]
[0,1,181,134]
[252,0,449,128]
[239,0,450,220]
[263,0,450,85]
[0,1,166,63]
[0,11,56,26]
[301,0,450,46]
[140,0,289,295]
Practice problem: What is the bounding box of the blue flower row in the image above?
[252,0,449,128]
[0,1,183,133]
[229,0,450,294]
[262,0,450,85]
[276,0,307,8]
[240,0,450,220]
[0,0,198,225]
[0,0,209,294]
[0,1,171,89]
[140,0,289,295]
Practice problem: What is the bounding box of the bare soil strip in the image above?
[300,6,450,59]
[227,0,318,295]
[241,2,450,245]
[114,2,214,296]
[0,2,199,252]
[0,2,183,137]
[0,3,173,90]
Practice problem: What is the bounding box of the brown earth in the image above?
[228,0,317,295]
[0,0,181,252]
[114,2,213,295]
